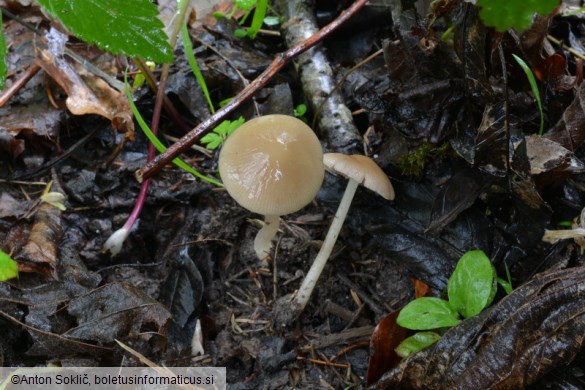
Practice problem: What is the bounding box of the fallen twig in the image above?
[136,0,370,182]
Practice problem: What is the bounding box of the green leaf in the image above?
[497,277,513,295]
[397,297,461,330]
[512,54,544,135]
[395,332,441,359]
[181,21,214,114]
[201,133,222,149]
[0,12,7,89]
[224,116,245,136]
[294,104,307,117]
[36,0,173,63]
[234,0,257,11]
[476,0,559,32]
[234,29,247,39]
[202,118,245,149]
[0,250,18,281]
[448,249,496,319]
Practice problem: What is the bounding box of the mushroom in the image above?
[218,114,324,259]
[291,153,394,314]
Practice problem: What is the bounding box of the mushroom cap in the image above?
[323,153,395,200]
[219,115,324,216]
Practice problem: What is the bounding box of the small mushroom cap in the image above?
[219,115,324,216]
[323,153,395,200]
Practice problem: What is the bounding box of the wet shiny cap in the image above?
[323,153,395,200]
[219,115,324,216]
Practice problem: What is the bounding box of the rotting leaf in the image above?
[37,29,134,139]
[0,310,112,357]
[0,193,30,219]
[0,104,64,158]
[546,82,585,151]
[366,311,411,386]
[524,135,585,184]
[451,102,509,177]
[370,266,585,389]
[63,282,171,344]
[16,202,62,279]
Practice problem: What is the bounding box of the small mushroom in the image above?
[219,114,324,259]
[291,153,394,314]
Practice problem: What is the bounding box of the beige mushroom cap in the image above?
[323,153,395,200]
[219,115,324,216]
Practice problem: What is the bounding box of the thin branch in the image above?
[136,0,370,182]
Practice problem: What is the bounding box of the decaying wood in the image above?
[275,0,362,154]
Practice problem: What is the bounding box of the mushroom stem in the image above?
[254,214,281,259]
[292,178,359,311]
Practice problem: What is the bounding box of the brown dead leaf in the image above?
[366,311,411,386]
[16,201,62,278]
[63,282,171,344]
[37,28,134,139]
[546,82,585,150]
[0,104,63,158]
[0,193,30,218]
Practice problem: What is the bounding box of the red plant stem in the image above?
[136,0,369,182]
[122,64,169,230]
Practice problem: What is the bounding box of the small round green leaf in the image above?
[397,297,461,330]
[448,249,496,319]
[395,332,441,359]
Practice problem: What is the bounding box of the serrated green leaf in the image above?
[36,0,173,62]
[448,250,496,319]
[234,0,256,11]
[0,12,7,89]
[476,0,559,32]
[225,117,245,135]
[0,250,18,281]
[201,133,222,149]
[395,332,441,359]
[397,297,461,330]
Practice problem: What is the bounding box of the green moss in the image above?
[399,141,452,177]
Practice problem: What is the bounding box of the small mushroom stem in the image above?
[254,214,281,259]
[292,178,359,312]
